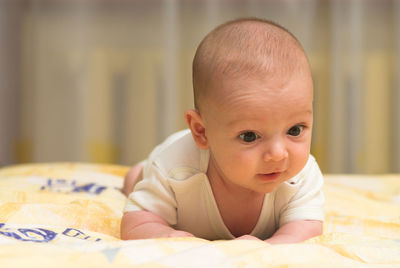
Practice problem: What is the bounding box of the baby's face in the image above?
[202,70,313,194]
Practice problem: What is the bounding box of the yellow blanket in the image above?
[0,163,399,267]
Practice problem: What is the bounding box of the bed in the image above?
[0,163,399,267]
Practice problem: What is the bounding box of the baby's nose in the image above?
[262,139,288,162]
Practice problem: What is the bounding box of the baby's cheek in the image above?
[290,147,309,173]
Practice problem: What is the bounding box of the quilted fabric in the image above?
[0,163,399,267]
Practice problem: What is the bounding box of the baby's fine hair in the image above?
[192,17,310,110]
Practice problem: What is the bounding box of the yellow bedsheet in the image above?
[0,163,399,267]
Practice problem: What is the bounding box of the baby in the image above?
[121,18,325,244]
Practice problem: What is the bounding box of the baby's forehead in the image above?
[203,74,314,127]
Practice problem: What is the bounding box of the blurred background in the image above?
[0,0,399,174]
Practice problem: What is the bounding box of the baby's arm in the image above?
[122,161,194,239]
[265,220,322,244]
[121,210,194,240]
[234,220,322,243]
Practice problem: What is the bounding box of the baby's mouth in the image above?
[257,172,282,181]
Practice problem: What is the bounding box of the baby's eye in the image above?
[239,131,260,143]
[287,125,304,137]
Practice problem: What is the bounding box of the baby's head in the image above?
[192,17,313,113]
[186,18,314,193]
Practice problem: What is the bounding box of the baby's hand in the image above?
[165,230,195,238]
[234,235,261,241]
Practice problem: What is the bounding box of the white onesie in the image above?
[124,129,325,240]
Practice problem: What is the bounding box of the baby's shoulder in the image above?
[284,155,322,186]
[146,129,208,180]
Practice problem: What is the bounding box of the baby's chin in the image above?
[252,176,289,194]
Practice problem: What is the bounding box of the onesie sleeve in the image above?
[124,160,178,226]
[277,156,325,227]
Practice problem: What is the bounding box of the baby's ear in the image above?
[184,109,208,149]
